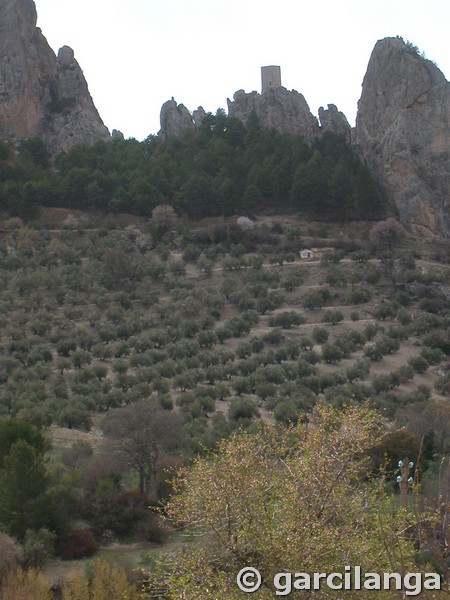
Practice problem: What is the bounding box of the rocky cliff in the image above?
[355,37,450,238]
[0,0,109,153]
[227,87,320,144]
[159,88,350,146]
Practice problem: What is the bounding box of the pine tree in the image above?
[0,440,50,539]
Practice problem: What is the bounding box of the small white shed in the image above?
[299,249,314,259]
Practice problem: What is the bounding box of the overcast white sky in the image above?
[35,0,449,140]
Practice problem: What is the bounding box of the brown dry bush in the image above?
[1,568,51,600]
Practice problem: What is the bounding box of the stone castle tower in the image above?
[261,65,281,93]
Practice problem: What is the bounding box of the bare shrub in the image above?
[0,533,22,584]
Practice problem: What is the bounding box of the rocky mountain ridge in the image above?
[0,0,447,237]
[0,0,109,153]
[159,89,350,145]
[159,37,448,238]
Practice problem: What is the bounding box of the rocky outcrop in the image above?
[159,98,195,138]
[158,98,205,139]
[355,37,450,237]
[156,37,449,238]
[47,46,110,152]
[227,87,320,144]
[159,89,349,146]
[192,106,206,128]
[111,129,125,140]
[319,104,351,143]
[0,0,109,153]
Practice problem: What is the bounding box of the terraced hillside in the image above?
[0,213,448,450]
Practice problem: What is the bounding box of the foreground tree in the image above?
[0,440,51,539]
[146,405,445,599]
[0,424,52,539]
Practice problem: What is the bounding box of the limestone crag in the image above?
[111,129,125,140]
[157,37,448,237]
[192,106,206,128]
[159,88,348,146]
[159,98,205,139]
[227,87,320,144]
[318,104,351,143]
[355,37,450,237]
[0,0,109,153]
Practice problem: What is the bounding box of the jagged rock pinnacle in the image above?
[0,0,110,153]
